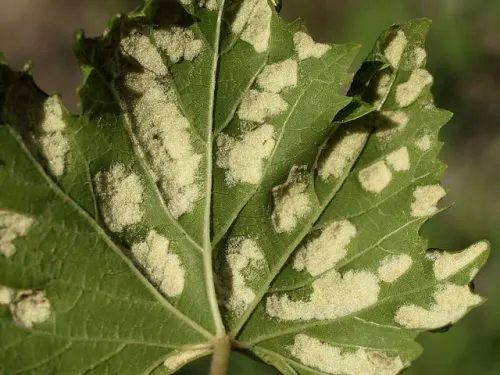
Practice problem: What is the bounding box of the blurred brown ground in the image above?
[1,1,499,374]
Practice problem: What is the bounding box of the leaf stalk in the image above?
[210,335,231,375]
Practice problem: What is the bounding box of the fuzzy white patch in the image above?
[164,348,211,371]
[231,0,272,53]
[36,96,70,177]
[271,167,312,233]
[410,185,446,218]
[395,283,482,329]
[223,238,264,315]
[0,210,34,258]
[266,270,380,321]
[237,90,288,123]
[318,128,369,180]
[378,254,413,283]
[290,334,406,375]
[124,71,159,93]
[293,32,331,60]
[395,69,433,108]
[10,290,51,328]
[0,286,13,305]
[94,163,145,232]
[126,73,202,218]
[358,161,393,193]
[153,27,203,63]
[384,30,407,68]
[294,220,357,276]
[373,72,392,109]
[256,59,298,94]
[415,134,432,151]
[216,124,276,186]
[433,241,488,281]
[37,133,70,177]
[120,30,167,75]
[413,47,427,67]
[376,111,409,141]
[132,231,185,297]
[38,96,66,133]
[386,146,410,172]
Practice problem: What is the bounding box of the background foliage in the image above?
[0,0,498,374]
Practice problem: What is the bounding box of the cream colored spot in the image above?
[386,146,410,172]
[384,30,407,68]
[94,163,144,232]
[237,90,288,123]
[10,290,51,328]
[256,59,298,94]
[36,96,70,177]
[415,134,432,151]
[411,185,446,218]
[271,167,312,233]
[0,210,34,258]
[222,238,265,315]
[395,69,433,107]
[38,133,70,177]
[125,73,202,218]
[216,124,276,186]
[413,47,427,67]
[433,241,488,281]
[293,32,331,60]
[132,231,185,297]
[231,0,272,53]
[164,348,211,371]
[358,161,393,193]
[395,283,482,329]
[294,220,356,276]
[377,254,413,283]
[153,27,203,63]
[266,270,380,321]
[0,286,13,305]
[290,334,406,375]
[120,30,167,75]
[318,128,369,180]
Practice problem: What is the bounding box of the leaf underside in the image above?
[0,1,489,375]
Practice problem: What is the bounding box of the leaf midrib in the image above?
[229,103,359,337]
[202,1,228,338]
[231,98,366,337]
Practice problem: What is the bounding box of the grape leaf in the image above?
[0,1,489,375]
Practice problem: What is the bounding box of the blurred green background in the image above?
[1,0,498,374]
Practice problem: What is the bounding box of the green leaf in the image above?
[0,2,488,375]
